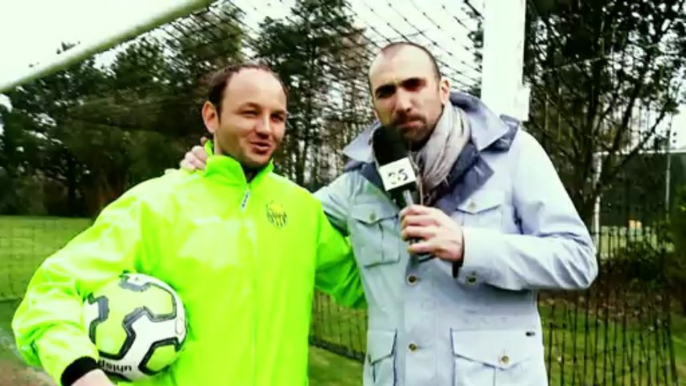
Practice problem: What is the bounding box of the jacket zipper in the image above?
[239,187,256,384]
[240,188,250,211]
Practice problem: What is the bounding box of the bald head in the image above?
[369,42,441,87]
[367,42,450,147]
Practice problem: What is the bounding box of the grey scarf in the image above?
[411,104,471,205]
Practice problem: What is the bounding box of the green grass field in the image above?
[1,215,684,385]
[0,216,91,301]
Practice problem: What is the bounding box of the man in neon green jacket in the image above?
[11,63,365,386]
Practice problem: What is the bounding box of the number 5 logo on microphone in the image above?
[379,158,417,191]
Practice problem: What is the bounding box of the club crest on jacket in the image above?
[266,201,287,228]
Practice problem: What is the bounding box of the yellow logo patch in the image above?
[266,201,287,228]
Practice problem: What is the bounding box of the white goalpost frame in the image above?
[480,0,530,122]
[2,0,530,114]
[0,0,215,94]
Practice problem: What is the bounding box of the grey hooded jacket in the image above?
[314,91,597,386]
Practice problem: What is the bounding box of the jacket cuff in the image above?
[454,227,499,286]
[61,356,100,386]
[33,324,100,385]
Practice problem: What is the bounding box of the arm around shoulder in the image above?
[313,176,365,309]
[314,171,356,235]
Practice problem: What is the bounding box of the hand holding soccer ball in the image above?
[82,273,187,383]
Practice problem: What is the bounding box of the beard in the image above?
[391,110,426,129]
[389,113,432,150]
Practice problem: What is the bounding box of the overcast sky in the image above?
[0,0,682,147]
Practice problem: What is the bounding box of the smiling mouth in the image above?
[251,142,272,153]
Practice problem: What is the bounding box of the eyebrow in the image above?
[237,102,287,115]
[237,102,261,110]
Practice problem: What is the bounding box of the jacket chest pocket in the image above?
[454,189,505,229]
[349,202,403,268]
[451,329,547,386]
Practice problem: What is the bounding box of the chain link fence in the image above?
[1,0,685,385]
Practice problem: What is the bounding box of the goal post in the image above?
[0,0,215,94]
[480,0,530,122]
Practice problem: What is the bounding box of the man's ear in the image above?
[202,101,219,134]
[439,77,451,104]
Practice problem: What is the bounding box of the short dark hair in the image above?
[206,63,288,116]
[375,41,442,81]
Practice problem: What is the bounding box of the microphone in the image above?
[372,126,433,263]
[372,125,418,209]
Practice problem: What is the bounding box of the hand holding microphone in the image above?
[372,126,465,264]
[400,205,465,263]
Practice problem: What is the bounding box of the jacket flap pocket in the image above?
[351,202,398,224]
[451,329,538,369]
[367,329,396,364]
[457,189,504,214]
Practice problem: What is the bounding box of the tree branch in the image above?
[593,99,674,201]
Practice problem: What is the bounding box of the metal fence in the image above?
[1,1,684,385]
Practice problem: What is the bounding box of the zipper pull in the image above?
[240,189,250,211]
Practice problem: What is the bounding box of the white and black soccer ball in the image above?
[82,273,187,382]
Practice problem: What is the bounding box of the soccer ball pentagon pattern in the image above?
[82,273,187,382]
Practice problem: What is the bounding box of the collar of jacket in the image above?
[201,139,274,187]
[341,91,518,164]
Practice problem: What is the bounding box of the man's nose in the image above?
[395,90,412,112]
[255,115,272,135]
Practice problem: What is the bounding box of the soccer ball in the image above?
[82,273,187,382]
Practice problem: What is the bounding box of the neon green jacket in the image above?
[12,148,365,386]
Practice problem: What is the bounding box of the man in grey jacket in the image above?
[181,42,598,386]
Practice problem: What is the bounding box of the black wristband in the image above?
[61,356,100,386]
